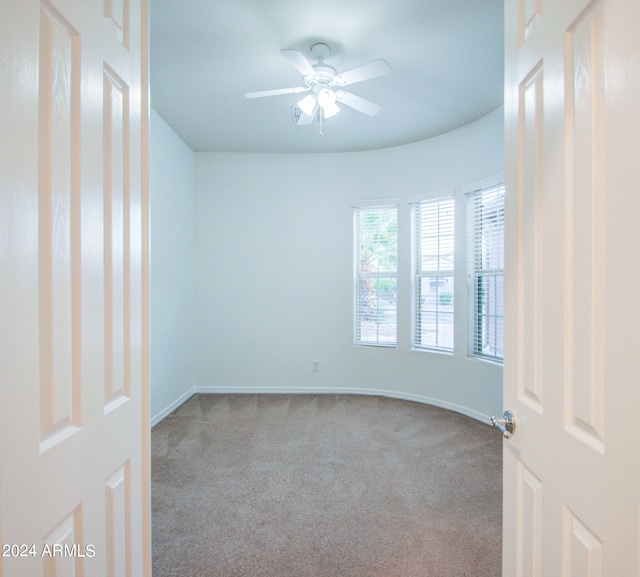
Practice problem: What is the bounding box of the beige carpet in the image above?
[152,394,502,576]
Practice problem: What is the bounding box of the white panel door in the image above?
[503,0,640,575]
[0,0,150,575]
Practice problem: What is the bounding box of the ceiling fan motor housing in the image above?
[305,43,336,86]
[310,65,336,84]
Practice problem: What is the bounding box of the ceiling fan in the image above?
[244,43,391,132]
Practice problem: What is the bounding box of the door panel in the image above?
[504,0,640,575]
[565,1,606,454]
[0,1,150,575]
[37,0,83,452]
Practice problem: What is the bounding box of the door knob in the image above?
[490,410,516,439]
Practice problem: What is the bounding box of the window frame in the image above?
[352,202,399,348]
[466,180,505,363]
[410,193,455,354]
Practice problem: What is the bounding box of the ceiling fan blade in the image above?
[244,86,309,99]
[280,49,317,78]
[335,91,382,116]
[333,59,391,86]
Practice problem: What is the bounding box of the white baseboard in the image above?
[151,388,197,427]
[190,385,492,425]
[151,386,492,428]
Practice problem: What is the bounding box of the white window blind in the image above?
[467,183,505,362]
[411,197,455,352]
[354,205,398,347]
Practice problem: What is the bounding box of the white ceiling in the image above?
[150,0,504,154]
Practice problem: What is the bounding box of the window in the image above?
[411,196,455,352]
[354,205,398,347]
[467,183,505,362]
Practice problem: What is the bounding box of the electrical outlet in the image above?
[312,360,320,371]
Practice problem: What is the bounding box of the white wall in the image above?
[193,107,504,421]
[150,110,196,424]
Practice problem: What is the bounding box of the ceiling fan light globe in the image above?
[322,102,340,118]
[317,87,336,108]
[297,94,317,116]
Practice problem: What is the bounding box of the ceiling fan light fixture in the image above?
[297,94,317,116]
[317,87,339,118]
[321,101,340,118]
[317,87,336,108]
